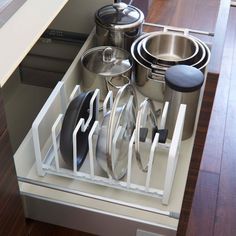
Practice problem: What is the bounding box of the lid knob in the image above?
[112,2,128,12]
[102,47,114,63]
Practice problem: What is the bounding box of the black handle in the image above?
[152,126,168,143]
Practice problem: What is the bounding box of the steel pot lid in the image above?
[81,46,133,76]
[95,3,144,28]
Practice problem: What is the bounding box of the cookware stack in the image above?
[61,2,211,178]
[80,2,144,100]
[131,31,211,102]
[31,2,212,207]
[130,30,210,139]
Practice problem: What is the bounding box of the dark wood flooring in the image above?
[189,5,236,236]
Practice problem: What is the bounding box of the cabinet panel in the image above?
[0,90,7,135]
[0,90,26,236]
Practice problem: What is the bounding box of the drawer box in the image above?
[1,1,207,236]
[12,27,196,234]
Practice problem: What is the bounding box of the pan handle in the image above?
[148,68,165,81]
[143,22,214,37]
[163,26,189,36]
[106,74,130,97]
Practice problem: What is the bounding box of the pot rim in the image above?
[139,34,206,69]
[131,32,210,78]
[197,39,211,71]
[81,46,133,77]
[141,31,199,65]
[131,33,151,70]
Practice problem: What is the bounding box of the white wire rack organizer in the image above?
[32,81,186,206]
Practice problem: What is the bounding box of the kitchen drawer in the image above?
[1,1,206,236]
[11,31,203,236]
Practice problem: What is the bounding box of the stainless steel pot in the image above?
[138,34,205,72]
[196,39,211,74]
[95,2,144,51]
[141,32,199,66]
[80,46,133,100]
[131,33,211,101]
[131,34,165,101]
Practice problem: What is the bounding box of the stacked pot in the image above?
[79,2,211,141]
[95,2,144,51]
[131,31,211,101]
[80,2,144,99]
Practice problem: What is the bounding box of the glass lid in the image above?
[82,46,133,76]
[96,2,141,26]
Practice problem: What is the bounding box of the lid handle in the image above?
[112,2,128,12]
[102,47,114,63]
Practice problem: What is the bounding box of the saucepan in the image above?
[140,31,199,67]
[138,32,206,73]
[131,33,166,101]
[80,46,133,100]
[131,31,211,101]
[95,2,144,51]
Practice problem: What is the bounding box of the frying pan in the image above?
[60,90,96,169]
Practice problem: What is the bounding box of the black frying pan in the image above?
[60,90,96,169]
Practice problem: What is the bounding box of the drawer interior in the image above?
[1,1,207,235]
[12,28,199,235]
[19,32,86,88]
[1,0,111,152]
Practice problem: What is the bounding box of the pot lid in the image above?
[96,3,142,26]
[82,46,132,76]
[164,65,204,92]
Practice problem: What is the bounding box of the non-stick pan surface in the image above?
[60,90,96,169]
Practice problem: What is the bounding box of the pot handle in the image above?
[106,75,130,97]
[148,68,165,81]
[107,75,130,89]
[143,22,214,37]
[150,63,168,71]
[148,74,165,83]
[163,26,189,36]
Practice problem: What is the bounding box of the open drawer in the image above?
[0,1,216,236]
[13,30,199,236]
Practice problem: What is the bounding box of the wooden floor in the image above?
[24,0,236,235]
[187,4,236,236]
